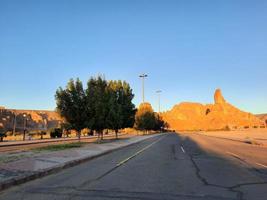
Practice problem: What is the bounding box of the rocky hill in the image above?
[162,89,265,131]
[0,107,63,132]
[256,114,267,124]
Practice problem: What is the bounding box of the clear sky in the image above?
[0,0,266,114]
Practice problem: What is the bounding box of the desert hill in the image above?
[256,114,267,124]
[162,89,265,131]
[0,107,62,132]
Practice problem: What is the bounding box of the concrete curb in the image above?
[0,134,161,192]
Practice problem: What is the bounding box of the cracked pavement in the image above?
[0,133,266,200]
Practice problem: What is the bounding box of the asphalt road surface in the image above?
[0,133,267,200]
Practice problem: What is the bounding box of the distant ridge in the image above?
[162,89,265,131]
[0,107,62,132]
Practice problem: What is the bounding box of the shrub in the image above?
[0,132,6,142]
[50,128,63,138]
[223,125,231,131]
[81,128,90,136]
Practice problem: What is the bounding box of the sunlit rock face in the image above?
[162,89,264,131]
[0,108,63,132]
[214,89,226,104]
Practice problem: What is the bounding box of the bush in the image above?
[81,128,90,136]
[0,132,6,142]
[50,128,63,138]
[223,125,231,131]
[5,131,13,136]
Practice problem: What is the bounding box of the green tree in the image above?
[86,76,109,140]
[55,78,86,141]
[135,103,157,132]
[106,84,121,139]
[154,114,168,131]
[107,80,136,139]
[56,76,136,141]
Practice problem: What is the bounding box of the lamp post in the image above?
[13,112,16,134]
[139,74,148,103]
[156,90,162,113]
[23,114,27,141]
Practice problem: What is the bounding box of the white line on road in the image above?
[256,163,267,169]
[180,146,185,153]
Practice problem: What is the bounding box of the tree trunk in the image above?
[115,129,118,139]
[78,130,81,142]
[101,130,104,140]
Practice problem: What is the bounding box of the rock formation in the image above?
[162,89,265,131]
[214,89,226,104]
[0,107,63,132]
[256,114,267,126]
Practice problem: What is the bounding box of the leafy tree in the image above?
[106,84,121,139]
[86,76,109,140]
[56,76,136,141]
[107,80,136,139]
[135,103,157,132]
[154,114,168,131]
[55,78,86,141]
[135,103,167,132]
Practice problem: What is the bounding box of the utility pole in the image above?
[23,114,27,141]
[139,74,148,103]
[156,90,162,113]
[13,111,16,134]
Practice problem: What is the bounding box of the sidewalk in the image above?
[0,133,162,191]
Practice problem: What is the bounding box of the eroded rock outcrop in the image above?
[0,108,62,132]
[162,89,264,131]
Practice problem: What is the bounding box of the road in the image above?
[0,133,267,200]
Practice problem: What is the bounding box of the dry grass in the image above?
[32,142,86,152]
[199,129,267,146]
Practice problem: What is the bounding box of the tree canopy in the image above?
[135,103,167,132]
[55,76,136,139]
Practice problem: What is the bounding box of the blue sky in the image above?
[0,0,266,114]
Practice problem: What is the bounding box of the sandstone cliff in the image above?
[256,114,267,125]
[0,108,62,132]
[162,89,264,131]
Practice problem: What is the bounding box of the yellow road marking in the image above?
[256,163,267,169]
[226,151,241,159]
[116,135,167,167]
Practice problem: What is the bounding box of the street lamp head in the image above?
[139,74,148,78]
[23,114,26,118]
[156,90,162,93]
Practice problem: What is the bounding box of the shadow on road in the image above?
[178,133,267,200]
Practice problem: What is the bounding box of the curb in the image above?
[0,134,162,192]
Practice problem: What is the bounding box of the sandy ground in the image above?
[197,128,267,146]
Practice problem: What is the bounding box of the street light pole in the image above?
[23,114,27,141]
[139,74,148,103]
[156,90,162,113]
[13,112,16,134]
